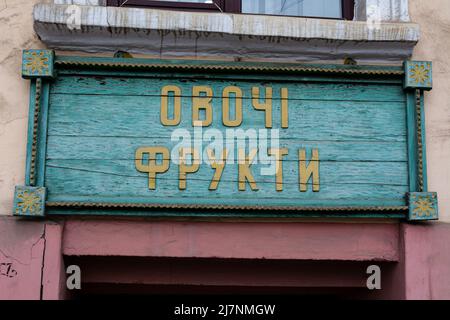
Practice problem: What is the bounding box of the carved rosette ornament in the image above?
[408,192,438,221]
[404,61,432,90]
[13,186,46,217]
[22,49,55,79]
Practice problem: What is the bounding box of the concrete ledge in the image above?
[62,220,400,262]
[34,3,420,63]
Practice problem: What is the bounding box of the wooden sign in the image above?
[14,50,439,220]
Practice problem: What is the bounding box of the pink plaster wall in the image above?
[1,217,450,299]
[0,217,45,300]
[60,220,450,299]
[42,223,66,300]
[0,217,66,300]
[62,220,400,262]
[403,223,450,300]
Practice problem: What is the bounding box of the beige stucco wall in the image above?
[0,0,45,216]
[410,0,450,222]
[0,0,449,222]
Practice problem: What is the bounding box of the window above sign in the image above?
[107,0,355,20]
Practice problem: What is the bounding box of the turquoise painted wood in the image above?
[24,79,37,186]
[406,91,418,192]
[15,52,439,219]
[47,96,406,141]
[24,79,50,188]
[17,52,442,219]
[42,61,411,212]
[419,93,429,191]
[47,207,405,219]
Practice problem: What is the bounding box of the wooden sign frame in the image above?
[14,50,438,220]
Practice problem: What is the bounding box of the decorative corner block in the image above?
[22,49,55,79]
[408,192,438,221]
[13,186,46,217]
[404,61,432,90]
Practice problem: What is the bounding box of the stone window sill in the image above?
[34,3,420,63]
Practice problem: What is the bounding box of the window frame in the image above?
[107,0,354,20]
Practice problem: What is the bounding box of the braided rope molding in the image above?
[54,60,405,76]
[416,89,424,192]
[46,201,408,212]
[29,78,42,186]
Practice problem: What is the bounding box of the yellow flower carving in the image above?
[25,51,49,74]
[413,197,435,217]
[17,190,41,214]
[410,64,430,85]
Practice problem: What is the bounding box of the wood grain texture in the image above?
[43,69,409,213]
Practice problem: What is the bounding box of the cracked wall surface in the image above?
[410,0,450,223]
[0,217,45,299]
[0,0,46,216]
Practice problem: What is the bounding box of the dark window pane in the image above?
[126,0,212,2]
[242,0,343,18]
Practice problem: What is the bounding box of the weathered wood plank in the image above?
[43,68,410,212]
[46,136,408,162]
[45,159,408,206]
[46,159,408,186]
[48,95,406,142]
[50,76,406,102]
